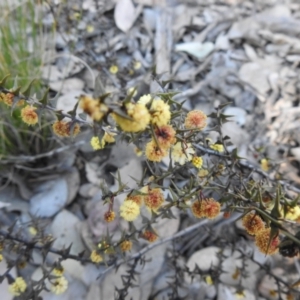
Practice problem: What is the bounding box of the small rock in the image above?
[186,246,220,275]
[49,78,85,94]
[0,186,29,213]
[224,107,247,126]
[30,178,68,217]
[0,258,16,300]
[56,90,84,117]
[51,210,85,255]
[64,168,80,205]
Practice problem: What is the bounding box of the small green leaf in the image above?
[78,113,87,121]
[67,101,79,118]
[218,102,233,110]
[10,86,22,96]
[0,74,10,87]
[39,88,49,105]
[270,184,282,220]
[22,79,36,97]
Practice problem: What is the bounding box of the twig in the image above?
[0,229,91,263]
[98,219,209,279]
[1,140,85,163]
[193,143,300,194]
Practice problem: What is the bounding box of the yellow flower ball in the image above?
[255,228,279,255]
[50,276,68,295]
[142,230,158,242]
[90,250,103,263]
[52,267,64,277]
[242,213,265,235]
[198,169,209,178]
[0,92,14,106]
[150,99,171,126]
[21,105,38,125]
[52,121,80,137]
[138,94,152,105]
[112,103,150,132]
[109,65,119,74]
[8,277,27,296]
[184,110,207,130]
[104,211,115,223]
[28,226,37,236]
[260,158,269,172]
[90,136,105,150]
[103,131,116,143]
[144,188,165,211]
[79,95,108,121]
[154,125,176,149]
[145,140,167,162]
[192,156,203,169]
[120,200,140,221]
[133,61,142,70]
[171,142,195,165]
[210,144,224,152]
[120,240,133,252]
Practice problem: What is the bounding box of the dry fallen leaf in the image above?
[175,42,214,60]
[0,202,10,209]
[114,0,136,32]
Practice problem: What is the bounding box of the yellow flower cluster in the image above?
[153,124,176,148]
[140,104,173,162]
[52,266,64,277]
[8,277,27,296]
[142,230,158,243]
[198,169,209,178]
[120,187,165,221]
[150,99,171,126]
[109,65,119,74]
[126,193,144,206]
[133,61,142,70]
[242,213,265,236]
[171,142,195,165]
[21,105,38,125]
[283,205,300,221]
[242,212,279,255]
[120,200,140,221]
[120,186,165,222]
[90,250,103,263]
[191,198,221,219]
[28,226,37,236]
[184,110,207,130]
[104,211,115,223]
[98,241,115,254]
[90,136,105,150]
[103,131,116,143]
[90,129,116,151]
[145,140,167,162]
[192,156,203,169]
[255,228,279,255]
[210,143,224,152]
[260,158,269,172]
[52,120,80,137]
[79,95,108,121]
[144,188,165,211]
[138,94,152,105]
[120,240,133,252]
[50,276,68,295]
[0,92,14,106]
[112,103,150,132]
